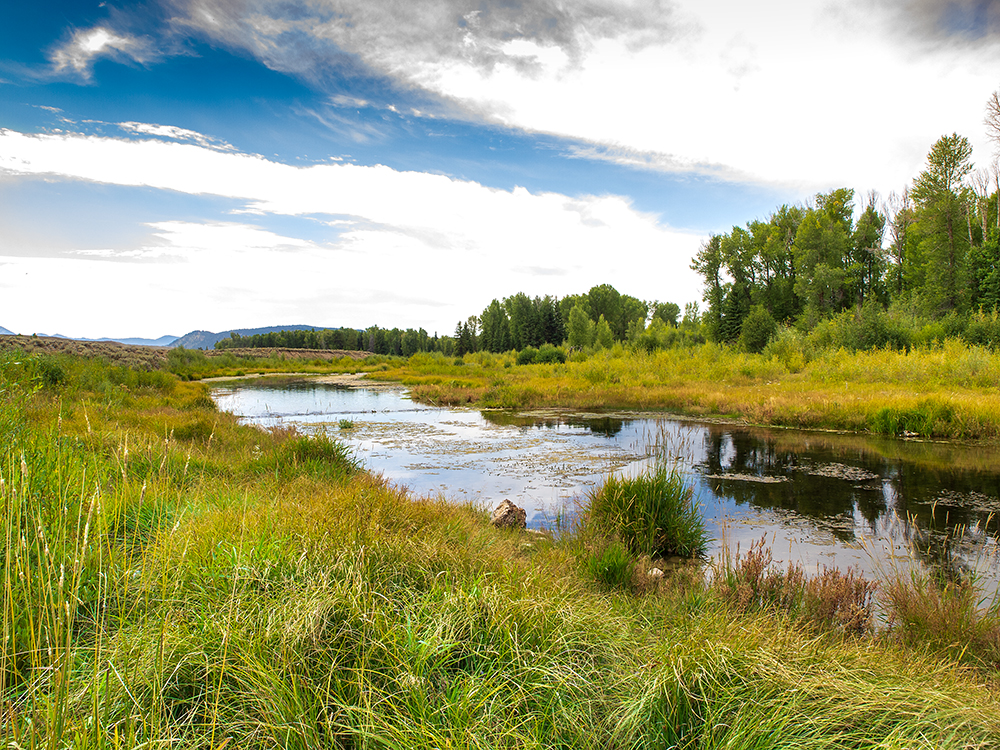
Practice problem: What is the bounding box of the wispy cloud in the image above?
[118,121,237,150]
[849,0,1000,48]
[172,0,688,77]
[49,26,158,79]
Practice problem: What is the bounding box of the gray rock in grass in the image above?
[491,499,527,530]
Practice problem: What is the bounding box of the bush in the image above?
[587,466,707,558]
[516,347,538,365]
[762,326,811,372]
[715,537,877,635]
[535,344,566,364]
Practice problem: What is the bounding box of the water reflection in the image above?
[483,410,627,437]
[212,379,1000,594]
[693,425,1000,587]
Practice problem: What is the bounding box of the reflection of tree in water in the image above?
[567,417,625,437]
[481,411,625,437]
[698,427,1000,558]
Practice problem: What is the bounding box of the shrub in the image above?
[715,537,877,634]
[762,326,811,372]
[716,536,804,613]
[535,344,566,364]
[587,466,707,558]
[516,347,538,365]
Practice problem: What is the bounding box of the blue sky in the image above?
[2,0,999,339]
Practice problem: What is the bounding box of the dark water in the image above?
[212,379,1000,594]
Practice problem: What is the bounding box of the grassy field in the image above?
[357,341,1000,441]
[3,348,1000,748]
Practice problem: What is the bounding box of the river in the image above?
[211,377,1000,594]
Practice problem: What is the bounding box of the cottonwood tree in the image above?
[848,191,887,307]
[911,133,974,313]
[986,88,1000,151]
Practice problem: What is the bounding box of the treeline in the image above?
[213,284,691,358]
[215,325,454,356]
[453,285,697,355]
[692,131,1000,352]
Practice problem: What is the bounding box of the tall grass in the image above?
[586,466,708,559]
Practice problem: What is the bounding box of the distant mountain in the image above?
[0,326,14,335]
[172,325,331,350]
[104,335,179,347]
[29,333,178,347]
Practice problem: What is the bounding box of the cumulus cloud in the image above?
[0,127,704,336]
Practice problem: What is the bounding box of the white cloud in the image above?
[49,26,155,78]
[0,128,703,337]
[165,0,1000,193]
[117,122,237,150]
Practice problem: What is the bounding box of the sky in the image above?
[2,0,999,340]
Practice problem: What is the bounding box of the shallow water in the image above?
[212,379,1000,593]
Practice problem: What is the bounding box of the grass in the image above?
[363,340,1000,441]
[585,466,708,559]
[3,348,1000,749]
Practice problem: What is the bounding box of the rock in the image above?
[491,499,527,530]
[647,567,664,579]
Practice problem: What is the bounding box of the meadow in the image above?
[3,347,1000,748]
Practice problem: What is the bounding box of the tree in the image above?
[885,189,914,298]
[691,236,727,342]
[986,88,1000,153]
[618,295,648,340]
[848,191,887,307]
[652,301,680,327]
[793,189,855,322]
[567,303,595,348]
[479,299,511,352]
[594,315,614,349]
[911,133,974,312]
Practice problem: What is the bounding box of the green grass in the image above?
[3,348,1000,749]
[586,466,708,559]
